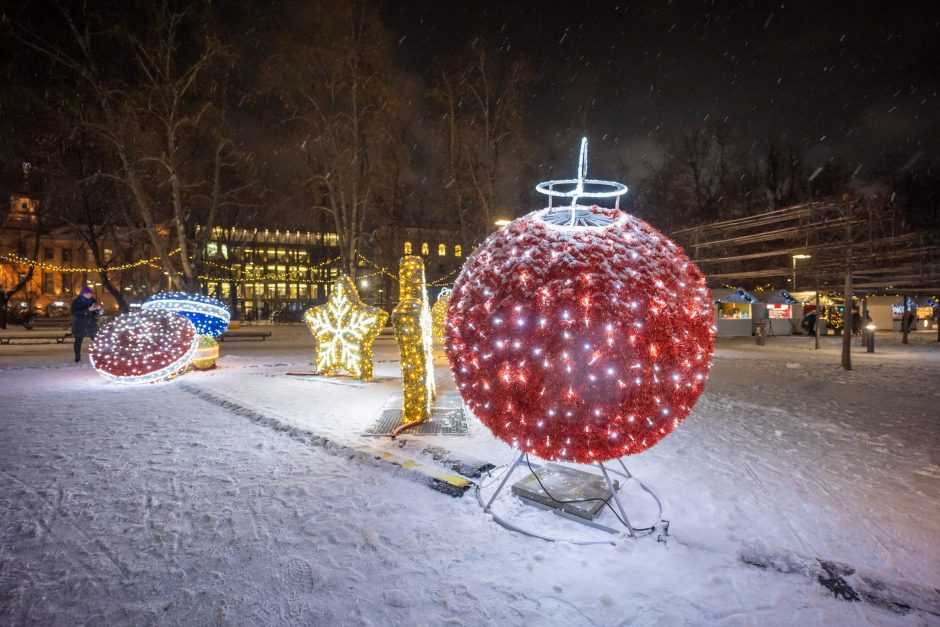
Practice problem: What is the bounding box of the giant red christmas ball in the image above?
[90,310,199,384]
[445,206,715,463]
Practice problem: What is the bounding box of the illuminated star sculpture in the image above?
[304,275,388,381]
[430,287,452,344]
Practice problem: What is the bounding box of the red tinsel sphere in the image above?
[90,310,199,384]
[445,206,715,463]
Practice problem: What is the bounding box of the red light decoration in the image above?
[90,310,199,384]
[445,206,715,463]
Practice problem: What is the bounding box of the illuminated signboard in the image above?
[767,304,792,319]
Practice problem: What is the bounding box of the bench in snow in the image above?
[219,331,272,342]
[0,333,71,345]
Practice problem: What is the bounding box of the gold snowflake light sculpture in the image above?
[430,288,452,344]
[392,256,436,431]
[304,275,388,381]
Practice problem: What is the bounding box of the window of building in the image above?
[404,242,412,255]
[61,249,72,264]
[438,244,446,256]
[43,272,55,293]
[43,247,55,260]
[103,248,113,262]
[421,242,429,255]
[454,245,462,257]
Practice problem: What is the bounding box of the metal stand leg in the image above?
[617,458,664,518]
[598,463,636,538]
[484,451,526,512]
[615,458,633,479]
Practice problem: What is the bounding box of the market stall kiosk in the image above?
[915,300,936,331]
[714,288,763,337]
[764,290,802,336]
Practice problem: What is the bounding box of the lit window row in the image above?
[403,242,462,257]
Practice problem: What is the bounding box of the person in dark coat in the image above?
[801,311,817,336]
[71,287,102,363]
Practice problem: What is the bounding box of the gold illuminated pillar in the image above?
[392,256,436,428]
[430,288,452,344]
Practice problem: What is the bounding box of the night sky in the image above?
[382,1,939,177]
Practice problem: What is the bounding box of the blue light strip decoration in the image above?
[779,290,799,304]
[142,292,231,337]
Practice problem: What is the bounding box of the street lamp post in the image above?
[791,254,811,291]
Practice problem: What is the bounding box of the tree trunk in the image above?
[229,280,239,321]
[98,270,129,313]
[841,270,852,370]
[1,228,42,329]
[814,288,820,350]
[860,296,868,347]
[841,212,852,371]
[902,294,910,344]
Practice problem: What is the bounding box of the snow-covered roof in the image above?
[716,288,759,304]
[765,290,800,305]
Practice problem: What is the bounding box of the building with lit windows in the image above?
[1,177,165,318]
[197,226,341,320]
[3,181,474,321]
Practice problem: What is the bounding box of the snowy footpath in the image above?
[0,326,938,626]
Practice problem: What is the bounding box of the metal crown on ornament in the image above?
[535,137,628,227]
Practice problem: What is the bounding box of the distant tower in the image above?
[5,162,39,228]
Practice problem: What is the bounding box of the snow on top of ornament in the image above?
[90,310,199,384]
[142,291,230,337]
[445,140,715,464]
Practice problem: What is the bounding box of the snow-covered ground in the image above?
[0,325,938,625]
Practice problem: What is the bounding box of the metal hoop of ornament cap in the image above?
[533,137,628,227]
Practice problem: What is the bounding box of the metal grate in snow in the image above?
[364,393,469,436]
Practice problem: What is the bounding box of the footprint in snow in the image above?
[284,557,318,623]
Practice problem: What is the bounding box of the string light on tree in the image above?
[142,292,231,337]
[303,275,388,381]
[430,288,453,344]
[392,256,436,433]
[90,310,199,384]
[445,138,715,463]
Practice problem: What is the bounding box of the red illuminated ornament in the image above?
[90,310,199,384]
[446,140,715,463]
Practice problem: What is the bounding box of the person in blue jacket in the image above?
[71,287,102,362]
